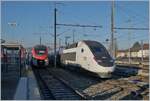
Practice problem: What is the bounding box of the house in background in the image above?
[130,42,141,57]
[117,42,149,58]
[116,50,127,57]
[138,43,149,57]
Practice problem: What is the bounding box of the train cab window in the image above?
[81,48,84,53]
[92,47,102,53]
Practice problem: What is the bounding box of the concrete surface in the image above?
[1,65,20,100]
[27,66,41,100]
[14,77,27,100]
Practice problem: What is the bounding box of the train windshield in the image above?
[91,46,110,58]
[34,45,47,55]
[85,41,112,59]
[85,41,114,67]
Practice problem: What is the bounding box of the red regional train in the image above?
[31,45,49,67]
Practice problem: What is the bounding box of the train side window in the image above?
[81,48,84,53]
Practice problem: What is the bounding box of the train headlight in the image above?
[45,58,48,62]
[97,60,102,62]
[45,58,49,65]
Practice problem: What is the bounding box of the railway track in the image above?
[113,65,149,77]
[32,67,86,100]
[32,68,55,100]
[46,67,149,100]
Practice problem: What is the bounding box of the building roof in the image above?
[1,43,24,50]
[118,43,149,53]
[143,43,149,50]
[130,47,140,52]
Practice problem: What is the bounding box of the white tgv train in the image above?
[60,40,115,78]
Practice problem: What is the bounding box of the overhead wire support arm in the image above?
[113,27,149,30]
[56,23,102,28]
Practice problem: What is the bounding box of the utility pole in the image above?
[114,38,118,58]
[54,7,57,68]
[127,20,132,65]
[40,36,41,45]
[111,0,115,59]
[65,37,67,46]
[59,38,61,50]
[72,29,75,43]
[65,36,70,47]
[141,40,143,65]
[128,32,131,65]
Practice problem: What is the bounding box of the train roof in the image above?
[1,43,24,50]
[83,40,103,47]
[65,40,104,49]
[34,45,46,47]
[33,45,47,50]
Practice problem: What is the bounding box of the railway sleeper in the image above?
[52,92,81,97]
[92,87,123,99]
[52,91,79,96]
[54,94,79,97]
[52,90,73,93]
[38,69,87,100]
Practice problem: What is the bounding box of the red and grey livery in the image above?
[31,45,49,67]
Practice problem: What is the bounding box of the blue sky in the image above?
[1,1,149,49]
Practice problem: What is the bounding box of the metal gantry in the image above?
[110,1,149,59]
[53,9,102,68]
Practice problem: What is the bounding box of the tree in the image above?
[1,39,5,43]
[131,41,141,51]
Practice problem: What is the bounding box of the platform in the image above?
[14,66,41,100]
[1,64,20,100]
[1,75,19,100]
[27,66,41,100]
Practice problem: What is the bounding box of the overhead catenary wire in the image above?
[116,5,148,27]
[118,4,148,21]
[56,23,102,28]
[116,31,148,40]
[57,2,104,36]
[114,27,149,30]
